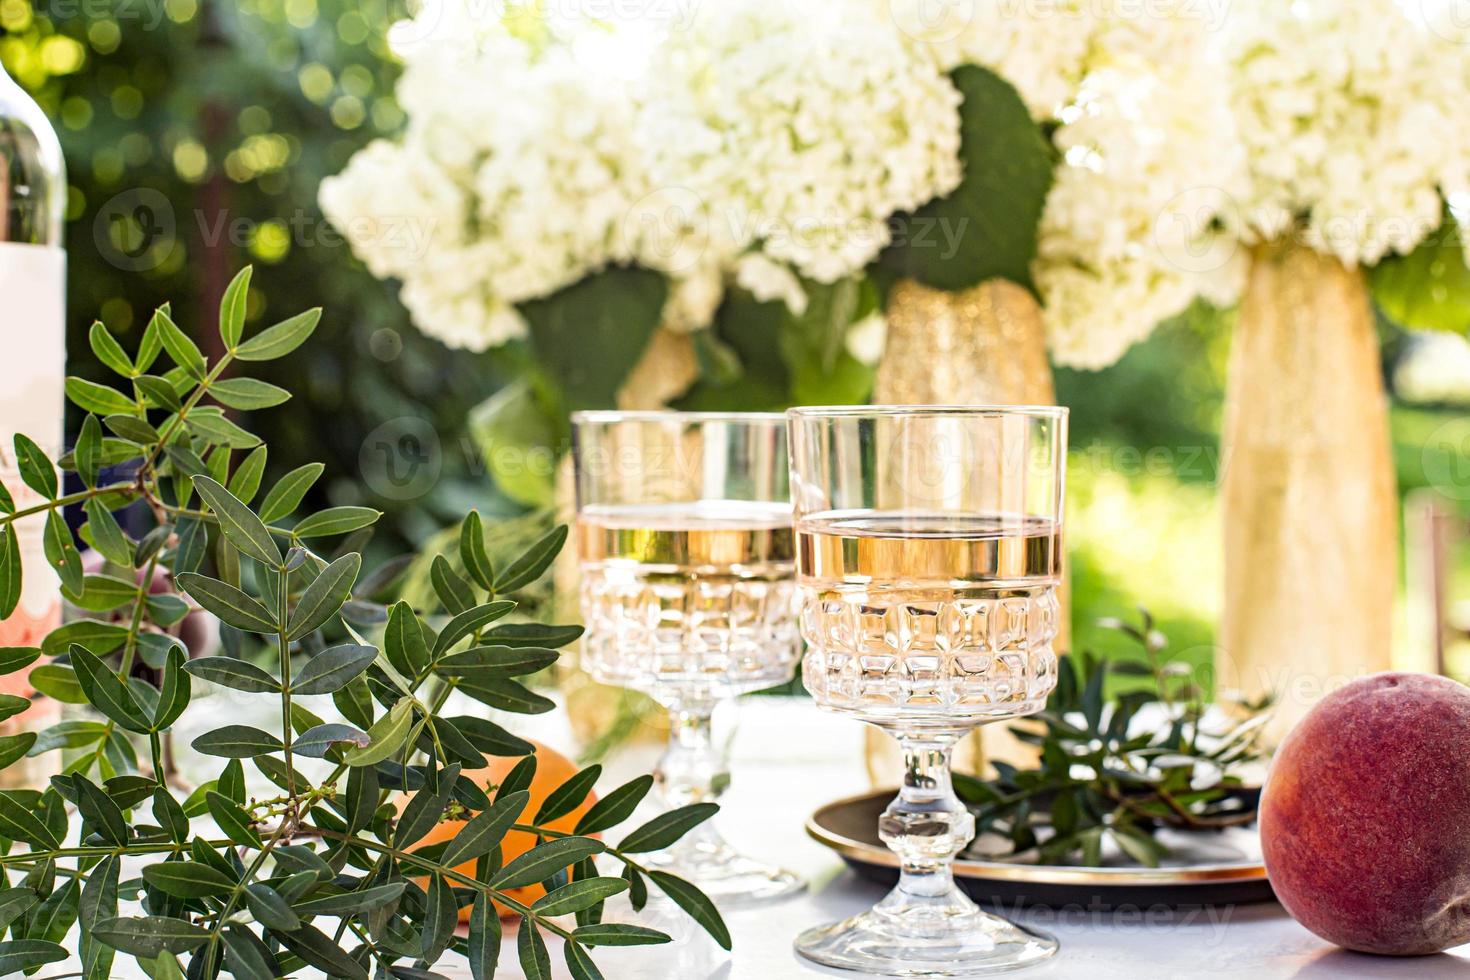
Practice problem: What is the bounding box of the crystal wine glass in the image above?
[571,411,803,906]
[788,405,1067,975]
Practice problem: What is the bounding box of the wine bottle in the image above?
[0,60,66,748]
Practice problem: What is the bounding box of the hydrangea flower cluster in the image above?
[1221,0,1470,267]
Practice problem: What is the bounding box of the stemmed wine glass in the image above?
[571,411,804,906]
[788,405,1067,975]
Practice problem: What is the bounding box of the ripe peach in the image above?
[1260,672,1470,955]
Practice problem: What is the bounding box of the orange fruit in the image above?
[406,740,597,919]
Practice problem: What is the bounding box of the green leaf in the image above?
[384,600,431,677]
[565,941,605,980]
[1369,210,1470,333]
[0,791,59,848]
[457,677,555,714]
[450,716,535,757]
[292,506,381,538]
[28,719,106,755]
[89,321,134,376]
[497,754,537,800]
[104,412,159,444]
[879,64,1053,291]
[142,861,235,899]
[29,664,84,703]
[292,644,377,695]
[0,646,39,676]
[257,462,323,523]
[205,790,262,847]
[438,645,558,677]
[235,307,321,361]
[0,529,19,618]
[176,573,278,633]
[618,803,718,853]
[0,940,67,974]
[648,871,730,950]
[93,915,209,958]
[0,481,11,514]
[210,376,292,412]
[343,698,415,766]
[152,646,191,730]
[289,881,404,917]
[221,923,278,980]
[26,877,80,944]
[227,445,268,504]
[422,873,457,963]
[184,656,280,693]
[273,923,368,980]
[493,525,567,594]
[536,764,601,824]
[432,600,516,658]
[70,773,128,845]
[65,377,136,417]
[0,888,38,933]
[459,510,496,591]
[0,732,35,769]
[575,775,654,835]
[219,266,252,348]
[152,308,207,379]
[194,476,281,567]
[43,510,82,595]
[75,414,103,488]
[533,877,627,917]
[134,374,182,412]
[243,882,299,932]
[467,893,502,980]
[42,620,128,656]
[83,499,131,568]
[186,408,261,449]
[440,789,530,868]
[193,724,283,758]
[153,788,188,843]
[491,836,605,891]
[14,433,56,499]
[70,645,151,732]
[395,763,460,848]
[288,553,360,638]
[430,554,475,614]
[573,923,671,947]
[517,918,553,980]
[79,854,120,980]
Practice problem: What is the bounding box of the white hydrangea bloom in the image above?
[845,310,888,365]
[1222,0,1470,267]
[1032,13,1248,368]
[734,254,808,316]
[320,3,652,351]
[639,0,963,285]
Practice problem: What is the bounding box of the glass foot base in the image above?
[794,892,1057,977]
[645,826,805,908]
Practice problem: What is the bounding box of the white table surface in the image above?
[55,695,1470,979]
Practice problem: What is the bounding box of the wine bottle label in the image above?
[0,243,65,695]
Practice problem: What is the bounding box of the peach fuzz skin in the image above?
[1260,672,1470,956]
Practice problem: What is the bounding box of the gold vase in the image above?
[1219,242,1396,741]
[865,278,1065,784]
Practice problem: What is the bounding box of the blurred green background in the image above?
[4,0,1469,683]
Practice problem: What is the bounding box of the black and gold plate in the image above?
[808,789,1275,910]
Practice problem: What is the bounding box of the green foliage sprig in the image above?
[0,268,726,978]
[957,611,1271,868]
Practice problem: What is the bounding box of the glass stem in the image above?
[655,700,729,809]
[879,733,975,903]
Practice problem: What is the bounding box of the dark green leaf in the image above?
[151,308,207,379]
[177,573,278,633]
[491,836,605,891]
[880,64,1052,291]
[89,320,134,376]
[0,529,18,618]
[272,921,368,980]
[395,763,460,849]
[432,601,516,658]
[291,881,404,916]
[0,940,67,973]
[75,414,103,487]
[194,476,281,567]
[79,854,119,980]
[493,525,567,594]
[0,732,35,769]
[65,377,136,417]
[648,871,730,949]
[288,553,360,638]
[69,645,151,732]
[459,511,495,591]
[573,923,670,947]
[92,915,209,957]
[422,873,456,963]
[456,677,555,714]
[205,790,262,847]
[13,433,56,500]
[498,755,537,801]
[26,877,79,943]
[575,775,654,836]
[618,803,718,853]
[565,941,605,980]
[43,510,82,595]
[258,462,323,524]
[70,774,127,845]
[153,789,189,843]
[533,877,627,917]
[292,644,377,695]
[430,555,475,614]
[384,601,430,677]
[536,764,601,824]
[81,498,131,568]
[450,716,535,758]
[517,918,552,980]
[186,408,261,448]
[438,646,558,678]
[0,693,27,723]
[104,412,158,444]
[222,923,279,980]
[291,506,381,538]
[0,646,39,676]
[134,374,182,412]
[42,620,128,656]
[184,656,279,693]
[28,719,107,754]
[142,861,234,899]
[152,645,191,730]
[467,893,501,980]
[192,725,282,758]
[227,445,269,505]
[235,308,321,361]
[243,882,299,932]
[440,789,530,868]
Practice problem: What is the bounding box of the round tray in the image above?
[808,789,1275,910]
